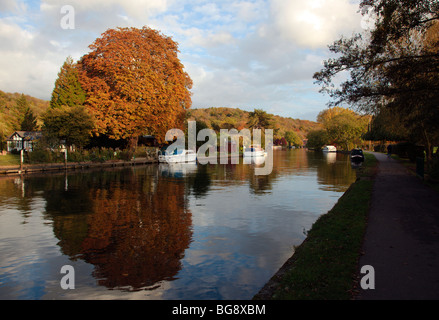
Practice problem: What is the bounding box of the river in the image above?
[0,149,357,300]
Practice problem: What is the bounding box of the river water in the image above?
[0,149,356,300]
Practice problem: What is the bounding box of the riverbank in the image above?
[0,157,157,176]
[253,152,377,300]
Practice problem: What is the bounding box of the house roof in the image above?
[7,131,42,141]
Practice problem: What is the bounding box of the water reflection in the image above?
[323,152,337,164]
[351,161,363,169]
[0,149,357,299]
[1,167,193,294]
[159,163,198,178]
[316,152,357,192]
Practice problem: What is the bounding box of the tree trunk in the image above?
[421,125,432,171]
[129,136,139,151]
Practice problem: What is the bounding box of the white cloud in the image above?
[231,1,265,22]
[0,19,34,50]
[0,0,364,120]
[41,0,168,18]
[270,0,361,48]
[0,17,58,97]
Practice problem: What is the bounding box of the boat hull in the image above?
[350,155,364,162]
[243,151,266,157]
[158,150,197,163]
[322,145,337,152]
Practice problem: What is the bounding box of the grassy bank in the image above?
[0,146,158,167]
[254,152,377,300]
[0,154,20,166]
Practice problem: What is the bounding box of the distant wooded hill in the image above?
[0,90,49,140]
[186,107,321,140]
[0,89,321,146]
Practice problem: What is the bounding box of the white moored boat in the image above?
[322,145,337,152]
[243,145,266,157]
[158,148,197,163]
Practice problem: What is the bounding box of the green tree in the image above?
[313,0,439,162]
[15,93,29,112]
[325,113,367,151]
[246,108,274,148]
[50,56,86,109]
[247,109,273,129]
[42,105,94,148]
[0,125,6,151]
[306,130,328,150]
[20,107,38,131]
[284,131,302,147]
[15,93,29,125]
[363,106,408,142]
[48,57,93,149]
[317,107,369,150]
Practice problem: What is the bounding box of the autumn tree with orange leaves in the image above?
[78,27,193,147]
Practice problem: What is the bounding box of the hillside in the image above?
[0,90,49,142]
[186,107,321,141]
[0,89,321,149]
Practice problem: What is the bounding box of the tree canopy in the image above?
[20,107,38,131]
[78,27,193,144]
[306,129,328,150]
[46,56,94,149]
[50,56,86,109]
[316,107,369,150]
[313,0,439,160]
[42,105,94,148]
[246,109,273,130]
[284,131,302,147]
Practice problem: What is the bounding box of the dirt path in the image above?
[356,152,439,299]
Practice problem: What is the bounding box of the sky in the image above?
[0,0,369,121]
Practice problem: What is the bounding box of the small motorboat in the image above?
[322,145,337,152]
[350,148,365,162]
[243,145,266,157]
[158,148,197,163]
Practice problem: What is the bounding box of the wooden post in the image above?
[64,148,68,169]
[20,149,23,171]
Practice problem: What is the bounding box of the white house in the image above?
[7,131,42,152]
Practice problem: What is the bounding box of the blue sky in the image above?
[0,0,366,121]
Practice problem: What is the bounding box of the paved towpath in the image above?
[356,152,439,299]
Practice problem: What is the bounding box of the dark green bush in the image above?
[429,157,439,181]
[118,149,133,161]
[67,150,85,162]
[393,142,425,162]
[26,148,58,164]
[373,144,386,152]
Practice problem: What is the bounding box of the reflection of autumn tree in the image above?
[35,167,192,290]
[81,171,192,290]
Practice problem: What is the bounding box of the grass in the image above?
[358,152,378,178]
[0,154,20,166]
[256,152,377,300]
